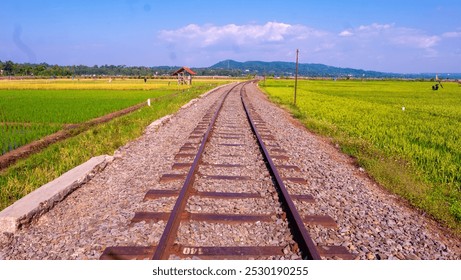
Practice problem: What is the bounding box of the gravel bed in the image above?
[194,179,274,194]
[245,82,461,260]
[186,197,276,215]
[178,221,291,247]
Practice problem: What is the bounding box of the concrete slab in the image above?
[0,155,113,233]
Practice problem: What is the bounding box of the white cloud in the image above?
[338,23,440,50]
[357,23,392,32]
[391,34,440,49]
[159,21,326,48]
[442,31,461,38]
[339,30,354,37]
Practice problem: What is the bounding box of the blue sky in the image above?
[1,0,460,73]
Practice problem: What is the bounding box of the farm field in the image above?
[0,78,231,210]
[0,78,223,155]
[260,79,461,232]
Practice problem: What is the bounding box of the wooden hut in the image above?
[172,66,196,85]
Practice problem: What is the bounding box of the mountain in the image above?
[210,60,389,77]
[209,60,461,79]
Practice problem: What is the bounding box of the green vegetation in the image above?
[0,79,228,210]
[0,89,167,154]
[260,79,461,233]
[0,79,216,154]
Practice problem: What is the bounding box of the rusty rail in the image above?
[240,84,321,260]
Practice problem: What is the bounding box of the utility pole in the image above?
[294,49,299,105]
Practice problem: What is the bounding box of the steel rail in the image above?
[152,82,242,260]
[240,83,321,260]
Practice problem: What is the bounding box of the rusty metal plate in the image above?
[202,175,251,180]
[215,133,244,136]
[132,212,170,223]
[205,163,245,168]
[265,144,280,147]
[177,246,284,258]
[218,154,240,158]
[100,246,155,260]
[172,162,192,169]
[190,213,272,223]
[276,164,301,171]
[182,142,196,147]
[144,189,179,200]
[160,173,186,182]
[218,136,241,139]
[174,153,196,159]
[219,143,244,147]
[131,212,272,224]
[303,215,337,228]
[196,191,261,199]
[291,194,315,202]
[100,239,286,260]
[179,147,196,152]
[270,148,287,153]
[283,177,307,184]
[271,155,290,160]
[317,246,356,260]
[261,135,275,140]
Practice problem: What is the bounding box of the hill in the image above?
[210,60,461,79]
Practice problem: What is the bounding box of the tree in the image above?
[3,60,15,75]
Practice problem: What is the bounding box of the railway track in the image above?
[100,81,355,260]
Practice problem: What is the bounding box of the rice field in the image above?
[260,79,461,230]
[0,78,231,210]
[0,78,223,155]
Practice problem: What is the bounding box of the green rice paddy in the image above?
[0,78,229,210]
[260,79,461,233]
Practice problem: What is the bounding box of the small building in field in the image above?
[172,66,196,85]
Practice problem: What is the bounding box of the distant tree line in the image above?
[0,61,247,78]
[0,60,167,77]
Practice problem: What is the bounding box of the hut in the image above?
[172,66,196,85]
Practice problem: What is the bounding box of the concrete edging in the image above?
[0,155,113,233]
